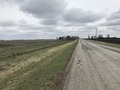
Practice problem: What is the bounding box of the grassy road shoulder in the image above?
[1,40,78,90]
[88,40,120,48]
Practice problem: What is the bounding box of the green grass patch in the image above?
[1,40,78,90]
[14,41,77,90]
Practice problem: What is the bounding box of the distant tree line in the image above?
[88,34,120,44]
[88,34,117,40]
[57,36,79,40]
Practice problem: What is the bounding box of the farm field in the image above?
[0,40,78,90]
[0,40,72,60]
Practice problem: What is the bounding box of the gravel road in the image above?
[63,40,120,90]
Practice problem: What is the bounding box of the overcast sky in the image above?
[0,0,120,40]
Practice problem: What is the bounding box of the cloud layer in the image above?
[0,20,16,27]
[20,0,67,25]
[0,0,119,39]
[101,10,120,26]
[63,8,103,24]
[20,0,102,26]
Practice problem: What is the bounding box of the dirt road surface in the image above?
[63,40,120,90]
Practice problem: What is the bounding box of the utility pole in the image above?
[95,28,98,39]
[88,34,90,39]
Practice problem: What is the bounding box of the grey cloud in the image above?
[20,0,103,26]
[107,10,120,20]
[18,20,37,30]
[20,0,66,18]
[18,20,55,31]
[0,20,17,27]
[22,25,55,31]
[0,0,25,4]
[19,20,27,25]
[107,26,120,31]
[101,10,120,26]
[101,19,120,26]
[41,18,59,25]
[20,0,67,25]
[61,23,87,27]
[63,8,103,24]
